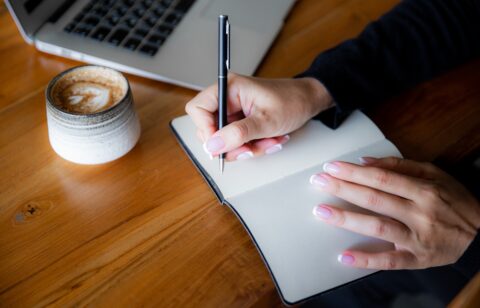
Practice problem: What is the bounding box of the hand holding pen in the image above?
[185,21,333,165]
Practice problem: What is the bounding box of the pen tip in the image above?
[220,159,224,174]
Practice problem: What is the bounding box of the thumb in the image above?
[205,116,262,154]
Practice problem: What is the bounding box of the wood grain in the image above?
[0,0,478,307]
[449,272,480,308]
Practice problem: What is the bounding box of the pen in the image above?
[218,15,230,174]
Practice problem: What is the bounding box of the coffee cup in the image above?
[46,65,141,164]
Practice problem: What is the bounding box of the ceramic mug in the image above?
[45,65,141,164]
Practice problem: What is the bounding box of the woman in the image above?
[186,0,480,305]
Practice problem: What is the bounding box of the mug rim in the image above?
[46,65,131,118]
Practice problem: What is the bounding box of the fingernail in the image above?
[337,253,355,265]
[312,205,332,219]
[203,143,214,160]
[323,162,340,174]
[236,151,254,161]
[309,174,329,187]
[359,157,377,165]
[206,136,225,153]
[265,144,282,155]
[283,134,290,141]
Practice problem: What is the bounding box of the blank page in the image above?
[229,139,401,304]
[171,111,386,199]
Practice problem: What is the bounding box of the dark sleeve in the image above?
[450,164,480,279]
[453,231,480,279]
[296,0,480,128]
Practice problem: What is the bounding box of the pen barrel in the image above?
[218,15,229,77]
[218,15,228,130]
[218,15,229,162]
[218,76,227,129]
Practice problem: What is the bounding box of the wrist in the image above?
[300,77,335,117]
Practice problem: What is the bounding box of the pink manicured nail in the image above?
[359,157,377,165]
[265,144,282,155]
[236,151,254,161]
[202,143,213,160]
[206,136,225,152]
[323,162,340,174]
[309,174,329,187]
[337,253,355,265]
[312,205,332,219]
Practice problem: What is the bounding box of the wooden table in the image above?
[1,0,479,306]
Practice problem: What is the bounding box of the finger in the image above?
[205,116,263,155]
[322,161,422,200]
[225,135,290,161]
[310,173,411,222]
[250,135,289,156]
[360,156,441,180]
[337,250,418,270]
[312,204,410,245]
[185,84,219,140]
[225,145,254,161]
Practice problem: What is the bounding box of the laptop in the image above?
[5,0,295,90]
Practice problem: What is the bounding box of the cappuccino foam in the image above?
[51,66,128,114]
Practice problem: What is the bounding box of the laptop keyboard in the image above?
[63,0,196,56]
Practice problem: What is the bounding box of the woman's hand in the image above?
[310,157,480,270]
[185,73,333,161]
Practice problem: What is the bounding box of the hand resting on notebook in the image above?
[310,156,480,270]
[185,73,333,161]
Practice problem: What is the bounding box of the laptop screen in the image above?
[5,0,65,44]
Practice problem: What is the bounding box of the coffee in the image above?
[50,66,128,114]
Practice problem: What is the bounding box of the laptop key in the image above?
[84,16,100,27]
[155,25,172,36]
[123,17,139,28]
[148,34,165,46]
[175,0,195,13]
[64,22,77,33]
[123,0,135,7]
[139,44,159,56]
[164,13,180,26]
[141,0,154,9]
[73,13,85,23]
[144,16,159,27]
[106,14,120,26]
[161,0,175,7]
[93,6,109,17]
[73,26,92,36]
[91,26,111,41]
[115,6,128,16]
[101,0,116,5]
[153,6,165,17]
[135,28,149,38]
[133,7,146,18]
[124,38,141,50]
[108,28,129,45]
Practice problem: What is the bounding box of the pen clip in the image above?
[226,20,230,70]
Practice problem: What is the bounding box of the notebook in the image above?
[170,110,402,304]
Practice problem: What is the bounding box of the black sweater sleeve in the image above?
[297,0,480,128]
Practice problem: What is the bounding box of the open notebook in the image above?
[170,111,402,304]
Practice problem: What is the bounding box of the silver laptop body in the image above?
[6,0,294,90]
